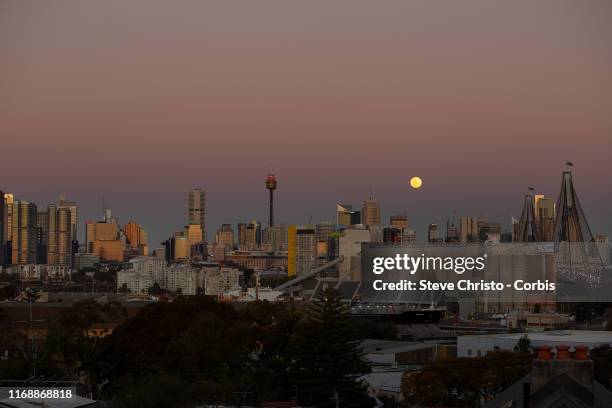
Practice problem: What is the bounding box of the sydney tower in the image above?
[265,174,277,227]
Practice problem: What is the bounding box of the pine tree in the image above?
[288,288,374,407]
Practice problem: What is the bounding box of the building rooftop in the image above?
[462,330,612,344]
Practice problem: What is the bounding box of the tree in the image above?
[515,334,531,353]
[288,288,374,408]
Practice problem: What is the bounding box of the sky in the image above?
[1,0,611,246]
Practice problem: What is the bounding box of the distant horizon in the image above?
[2,166,609,247]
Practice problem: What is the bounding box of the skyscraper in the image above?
[287,225,317,277]
[215,224,234,250]
[46,204,73,266]
[445,220,459,242]
[58,195,78,242]
[10,200,38,265]
[4,193,14,244]
[0,190,5,267]
[86,212,125,262]
[237,222,247,249]
[36,210,49,264]
[56,207,73,266]
[535,194,555,241]
[361,196,381,226]
[428,223,441,243]
[188,188,206,240]
[244,220,261,250]
[123,221,148,254]
[459,216,479,243]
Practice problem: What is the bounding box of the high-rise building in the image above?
[535,194,555,241]
[4,193,14,244]
[336,204,361,227]
[173,236,189,261]
[183,223,202,246]
[459,216,479,243]
[215,224,234,250]
[55,207,73,266]
[0,190,5,267]
[428,223,442,243]
[123,221,148,255]
[314,222,336,261]
[245,220,261,250]
[361,196,381,226]
[446,220,459,242]
[36,210,49,264]
[188,188,206,240]
[237,223,247,249]
[287,225,317,277]
[86,213,125,262]
[10,200,38,265]
[263,225,284,252]
[287,225,297,277]
[58,195,78,243]
[390,215,408,229]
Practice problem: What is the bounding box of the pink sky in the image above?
[1,0,611,245]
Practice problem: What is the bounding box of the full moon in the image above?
[410,177,422,189]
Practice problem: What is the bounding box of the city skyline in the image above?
[1,167,608,248]
[2,1,611,245]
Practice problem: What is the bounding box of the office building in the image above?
[36,210,48,264]
[46,205,73,267]
[535,194,555,241]
[3,193,14,264]
[339,226,371,280]
[10,200,38,265]
[237,223,247,248]
[446,220,459,242]
[459,216,480,243]
[390,215,408,229]
[428,223,442,243]
[58,195,78,242]
[336,204,361,227]
[287,225,317,277]
[244,220,261,250]
[123,221,148,255]
[0,190,4,267]
[215,224,234,250]
[361,196,381,226]
[188,188,206,240]
[86,216,125,262]
[173,236,189,261]
[263,224,285,252]
[295,226,317,276]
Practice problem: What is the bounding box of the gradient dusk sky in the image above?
[1,0,611,246]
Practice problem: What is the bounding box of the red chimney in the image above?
[574,345,589,361]
[556,344,570,360]
[537,345,552,360]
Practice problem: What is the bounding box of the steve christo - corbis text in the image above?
[371,254,556,292]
